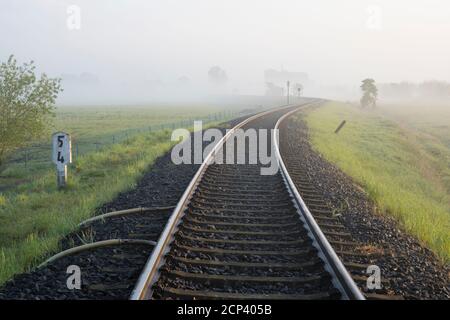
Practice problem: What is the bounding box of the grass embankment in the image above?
[302,101,449,263]
[0,105,235,191]
[0,103,246,285]
[0,131,175,285]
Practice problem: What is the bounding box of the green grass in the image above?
[0,131,174,284]
[302,101,450,263]
[0,104,243,285]
[378,103,450,149]
[53,104,235,142]
[0,105,239,192]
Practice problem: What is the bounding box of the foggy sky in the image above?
[1,0,449,103]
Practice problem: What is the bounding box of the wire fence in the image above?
[5,108,255,170]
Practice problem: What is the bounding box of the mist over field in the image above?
[2,0,450,301]
[1,0,449,105]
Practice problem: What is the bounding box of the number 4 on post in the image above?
[52,132,72,188]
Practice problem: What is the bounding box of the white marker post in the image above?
[52,132,72,188]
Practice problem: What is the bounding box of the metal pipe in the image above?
[78,206,175,227]
[38,239,157,268]
[129,104,298,300]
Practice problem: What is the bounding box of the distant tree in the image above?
[360,78,378,108]
[378,81,415,101]
[378,80,450,101]
[0,55,62,170]
[208,66,228,85]
[419,80,450,99]
[177,76,190,86]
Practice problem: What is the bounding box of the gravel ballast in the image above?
[280,107,449,299]
[0,117,249,300]
[1,105,448,300]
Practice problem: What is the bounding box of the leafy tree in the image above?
[208,66,228,85]
[0,55,62,169]
[360,78,378,108]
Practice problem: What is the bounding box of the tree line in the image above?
[378,81,450,101]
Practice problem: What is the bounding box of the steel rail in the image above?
[130,102,309,300]
[130,100,362,300]
[273,107,365,300]
[129,103,302,300]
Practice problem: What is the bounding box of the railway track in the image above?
[2,102,446,300]
[278,107,406,300]
[131,102,364,300]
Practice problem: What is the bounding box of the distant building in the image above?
[265,82,284,96]
[264,69,309,88]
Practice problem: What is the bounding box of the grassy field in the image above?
[0,105,238,193]
[0,104,242,285]
[303,101,450,263]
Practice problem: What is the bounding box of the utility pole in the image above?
[287,81,290,105]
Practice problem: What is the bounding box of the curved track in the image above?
[131,102,364,300]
